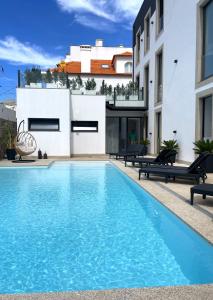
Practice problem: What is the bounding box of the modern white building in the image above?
[133,0,213,162]
[16,89,106,157]
[56,39,133,92]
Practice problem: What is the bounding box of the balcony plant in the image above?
[1,122,16,160]
[84,78,96,95]
[116,84,125,101]
[24,67,42,88]
[127,81,138,101]
[193,139,213,173]
[70,77,82,94]
[106,84,113,102]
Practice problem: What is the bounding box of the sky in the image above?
[0,0,143,101]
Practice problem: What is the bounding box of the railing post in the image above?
[17,70,21,88]
[114,87,116,106]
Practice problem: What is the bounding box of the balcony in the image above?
[105,89,147,110]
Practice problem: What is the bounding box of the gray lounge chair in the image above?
[138,152,209,184]
[125,149,176,167]
[190,183,213,205]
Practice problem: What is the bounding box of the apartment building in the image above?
[133,0,213,162]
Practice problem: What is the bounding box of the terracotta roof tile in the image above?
[91,60,116,75]
[56,61,81,73]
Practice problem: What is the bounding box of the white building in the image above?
[133,0,213,162]
[56,39,133,92]
[16,89,106,157]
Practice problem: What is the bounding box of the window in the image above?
[156,50,163,103]
[71,121,98,132]
[157,0,164,35]
[202,96,212,139]
[28,118,59,131]
[125,62,133,73]
[202,0,213,79]
[144,64,149,106]
[144,12,151,53]
[101,64,110,69]
[136,30,141,63]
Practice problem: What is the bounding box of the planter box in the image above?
[106,95,113,101]
[85,90,96,95]
[200,153,213,173]
[72,89,82,95]
[30,83,42,88]
[46,83,58,88]
[6,149,16,160]
[117,95,126,101]
[129,95,138,101]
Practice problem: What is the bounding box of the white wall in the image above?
[16,88,71,157]
[134,0,200,162]
[70,95,106,155]
[115,57,132,74]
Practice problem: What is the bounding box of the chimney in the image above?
[95,39,103,47]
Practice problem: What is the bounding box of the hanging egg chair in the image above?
[14,120,37,162]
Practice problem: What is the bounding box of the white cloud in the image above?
[56,0,143,26]
[56,0,116,21]
[0,36,61,67]
[74,14,115,32]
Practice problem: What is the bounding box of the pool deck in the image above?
[0,156,213,299]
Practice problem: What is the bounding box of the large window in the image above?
[203,0,213,79]
[156,50,163,103]
[157,0,164,35]
[124,62,133,73]
[202,96,212,139]
[144,64,149,106]
[28,118,59,131]
[136,30,141,63]
[71,121,98,132]
[144,12,151,53]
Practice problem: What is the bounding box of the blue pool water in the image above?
[0,162,213,294]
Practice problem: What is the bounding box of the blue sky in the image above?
[0,0,142,101]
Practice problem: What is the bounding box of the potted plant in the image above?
[71,76,82,94]
[106,84,113,102]
[140,139,150,155]
[116,84,125,101]
[1,123,16,160]
[85,78,96,95]
[193,139,213,173]
[24,67,42,88]
[128,81,139,101]
[160,139,179,163]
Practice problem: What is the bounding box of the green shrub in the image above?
[193,139,213,154]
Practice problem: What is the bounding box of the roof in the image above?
[54,51,132,76]
[112,51,132,65]
[56,61,81,73]
[91,60,116,75]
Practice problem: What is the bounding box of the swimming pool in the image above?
[0,161,212,294]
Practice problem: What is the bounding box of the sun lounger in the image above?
[190,183,213,205]
[138,152,209,184]
[125,149,176,167]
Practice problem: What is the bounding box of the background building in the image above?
[55,39,133,92]
[133,0,213,162]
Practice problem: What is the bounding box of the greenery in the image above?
[44,69,53,83]
[140,139,150,146]
[100,81,113,95]
[52,70,59,83]
[85,78,96,90]
[1,122,15,149]
[161,140,179,152]
[70,76,83,90]
[58,72,67,86]
[193,139,213,154]
[24,67,42,85]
